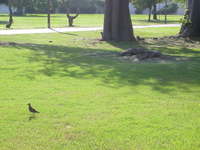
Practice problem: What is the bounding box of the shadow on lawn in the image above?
[106,40,200,58]
[28,115,36,121]
[6,41,200,94]
[0,21,7,25]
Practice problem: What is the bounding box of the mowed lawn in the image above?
[0,28,200,150]
[0,14,182,29]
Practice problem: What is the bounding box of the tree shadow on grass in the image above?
[106,38,200,58]
[0,21,7,25]
[157,47,200,57]
[4,41,200,94]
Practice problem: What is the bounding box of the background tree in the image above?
[152,0,158,20]
[11,0,30,15]
[103,0,135,41]
[47,0,51,28]
[132,0,179,22]
[157,3,178,14]
[59,0,79,27]
[62,0,104,13]
[179,0,200,37]
[66,9,80,27]
[132,0,159,21]
[0,0,13,28]
[6,0,13,28]
[0,0,105,14]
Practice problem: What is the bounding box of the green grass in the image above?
[0,28,200,150]
[135,27,180,37]
[0,14,182,29]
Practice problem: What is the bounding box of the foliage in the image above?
[173,0,185,3]
[180,9,191,25]
[132,0,156,10]
[0,0,105,14]
[157,3,179,14]
[132,0,168,11]
[0,0,7,3]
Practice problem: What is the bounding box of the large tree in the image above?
[102,0,135,41]
[179,0,200,37]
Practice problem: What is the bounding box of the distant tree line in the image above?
[132,0,183,21]
[0,0,105,15]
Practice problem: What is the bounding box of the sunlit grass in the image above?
[0,28,200,150]
[0,14,182,29]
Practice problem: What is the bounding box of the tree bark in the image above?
[103,0,135,41]
[153,3,157,20]
[6,0,13,28]
[66,9,79,27]
[148,7,152,22]
[179,0,200,37]
[190,0,200,36]
[164,0,168,24]
[47,0,51,28]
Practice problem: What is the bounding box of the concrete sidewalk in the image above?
[0,24,180,35]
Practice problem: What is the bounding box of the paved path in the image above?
[0,24,180,35]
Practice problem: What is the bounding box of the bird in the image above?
[27,103,40,113]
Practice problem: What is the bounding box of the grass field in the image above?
[0,14,182,29]
[1,27,200,150]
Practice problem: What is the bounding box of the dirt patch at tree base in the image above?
[84,48,188,63]
[118,48,188,63]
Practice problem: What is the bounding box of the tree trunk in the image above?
[187,0,193,10]
[148,7,152,22]
[47,0,51,28]
[66,9,79,27]
[164,0,168,24]
[103,0,135,41]
[153,3,157,20]
[179,0,200,37]
[190,0,200,36]
[6,0,13,28]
